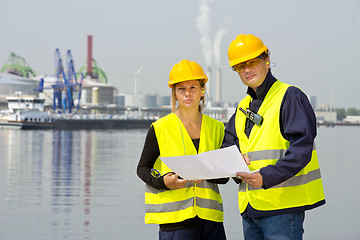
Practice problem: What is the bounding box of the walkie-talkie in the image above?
[239,107,263,126]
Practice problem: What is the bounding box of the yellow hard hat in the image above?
[168,59,208,88]
[228,34,268,67]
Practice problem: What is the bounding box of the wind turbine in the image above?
[120,64,144,108]
[133,64,144,95]
[120,64,144,95]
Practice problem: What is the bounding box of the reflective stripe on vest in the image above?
[145,188,223,214]
[239,168,321,191]
[246,144,316,161]
[145,198,223,213]
[145,113,225,224]
[235,81,325,212]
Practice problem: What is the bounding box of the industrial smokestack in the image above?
[215,68,222,106]
[206,67,212,101]
[87,35,93,76]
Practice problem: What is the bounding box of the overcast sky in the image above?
[0,0,359,108]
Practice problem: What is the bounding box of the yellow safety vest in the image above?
[145,113,225,224]
[235,81,325,213]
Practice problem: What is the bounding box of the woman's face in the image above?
[174,80,204,110]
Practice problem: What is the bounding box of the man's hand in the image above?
[164,172,188,189]
[236,172,263,188]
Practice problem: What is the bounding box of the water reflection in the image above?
[0,129,149,240]
[50,131,84,238]
[84,132,92,231]
[3,128,358,239]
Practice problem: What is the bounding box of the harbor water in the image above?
[0,126,359,239]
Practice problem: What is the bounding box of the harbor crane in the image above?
[36,49,82,114]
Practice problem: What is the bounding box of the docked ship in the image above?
[0,93,53,129]
[0,49,159,130]
[0,92,158,130]
[0,36,232,130]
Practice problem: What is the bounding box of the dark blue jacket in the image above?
[222,70,325,218]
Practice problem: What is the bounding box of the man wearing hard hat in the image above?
[222,34,326,239]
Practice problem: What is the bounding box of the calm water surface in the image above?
[0,127,359,239]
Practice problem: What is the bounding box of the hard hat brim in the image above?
[168,76,208,88]
[229,46,268,67]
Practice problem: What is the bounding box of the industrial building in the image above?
[0,73,39,109]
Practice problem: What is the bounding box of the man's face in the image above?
[234,57,270,91]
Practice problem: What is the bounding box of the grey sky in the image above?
[0,0,359,108]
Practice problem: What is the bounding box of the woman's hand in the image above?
[163,172,188,189]
[190,179,204,184]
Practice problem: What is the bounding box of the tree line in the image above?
[335,108,360,121]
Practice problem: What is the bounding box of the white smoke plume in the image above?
[195,0,214,67]
[213,18,231,67]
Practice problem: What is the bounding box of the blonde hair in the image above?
[171,79,206,113]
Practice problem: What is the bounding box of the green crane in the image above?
[78,58,108,84]
[1,52,37,78]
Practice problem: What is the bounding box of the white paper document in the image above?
[159,145,250,180]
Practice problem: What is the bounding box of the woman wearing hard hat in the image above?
[137,59,227,240]
[223,34,325,239]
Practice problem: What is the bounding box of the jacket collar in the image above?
[246,70,277,100]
